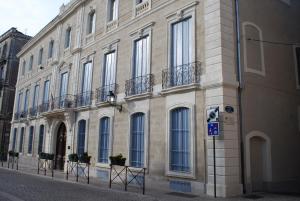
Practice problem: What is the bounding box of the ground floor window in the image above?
[98,117,110,163]
[38,125,44,154]
[77,120,86,156]
[28,126,34,154]
[130,113,145,168]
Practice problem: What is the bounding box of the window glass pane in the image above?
[82,62,92,93]
[19,128,24,153]
[24,89,30,112]
[98,117,110,163]
[28,126,34,154]
[17,92,23,113]
[77,120,86,156]
[38,125,44,154]
[32,85,39,108]
[133,36,149,78]
[43,80,50,103]
[12,128,17,152]
[60,72,68,97]
[103,51,116,86]
[170,107,190,173]
[130,113,145,168]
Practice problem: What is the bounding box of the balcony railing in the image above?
[19,111,28,119]
[75,91,93,107]
[39,102,50,113]
[162,62,201,89]
[29,108,38,117]
[14,112,20,120]
[50,95,75,110]
[96,84,118,103]
[125,74,154,97]
[136,0,150,16]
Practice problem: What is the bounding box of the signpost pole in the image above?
[213,136,216,198]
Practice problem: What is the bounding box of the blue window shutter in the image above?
[170,107,190,173]
[130,113,145,168]
[77,120,86,156]
[98,117,110,163]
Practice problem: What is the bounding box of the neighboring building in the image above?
[10,0,300,197]
[0,28,30,160]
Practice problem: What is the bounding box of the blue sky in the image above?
[0,0,70,36]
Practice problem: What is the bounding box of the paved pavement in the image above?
[0,166,300,201]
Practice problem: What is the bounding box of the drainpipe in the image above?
[235,0,246,194]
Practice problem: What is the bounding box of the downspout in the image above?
[235,0,246,194]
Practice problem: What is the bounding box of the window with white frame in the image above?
[130,112,145,168]
[77,120,86,156]
[79,62,92,106]
[108,0,118,22]
[65,27,71,49]
[42,80,50,111]
[38,48,43,65]
[19,127,25,153]
[48,40,54,59]
[87,11,96,34]
[32,85,39,114]
[169,107,191,173]
[101,51,116,101]
[29,55,33,71]
[295,47,300,88]
[98,117,110,163]
[28,126,34,154]
[23,89,30,114]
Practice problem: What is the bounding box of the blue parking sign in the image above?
[208,122,220,136]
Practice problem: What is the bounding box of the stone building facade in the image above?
[0,28,30,159]
[9,0,300,197]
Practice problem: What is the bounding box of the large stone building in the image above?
[9,0,300,197]
[0,28,30,159]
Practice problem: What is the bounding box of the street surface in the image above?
[0,168,299,201]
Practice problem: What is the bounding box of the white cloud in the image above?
[0,0,70,36]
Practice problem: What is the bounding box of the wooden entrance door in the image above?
[55,123,67,170]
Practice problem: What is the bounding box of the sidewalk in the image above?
[1,160,300,201]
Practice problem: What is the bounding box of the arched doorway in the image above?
[55,123,67,170]
[246,131,272,193]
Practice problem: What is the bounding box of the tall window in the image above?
[101,51,116,101]
[130,113,145,168]
[29,55,33,71]
[0,67,4,79]
[19,127,25,153]
[108,0,118,21]
[65,27,71,49]
[38,48,43,65]
[2,43,7,58]
[87,11,96,34]
[28,126,34,154]
[295,47,300,87]
[81,62,92,104]
[98,117,110,163]
[16,92,23,114]
[59,72,68,107]
[23,89,30,113]
[77,120,86,156]
[48,40,54,59]
[22,60,26,75]
[32,85,39,111]
[12,128,17,152]
[170,107,190,173]
[38,125,44,154]
[43,80,50,110]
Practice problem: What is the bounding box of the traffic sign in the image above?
[208,122,220,136]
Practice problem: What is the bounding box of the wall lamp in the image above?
[107,91,122,112]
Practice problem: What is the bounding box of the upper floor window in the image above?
[29,55,33,71]
[100,51,116,101]
[32,85,39,110]
[16,92,23,113]
[77,119,86,156]
[87,11,96,34]
[23,89,30,113]
[43,80,50,104]
[21,60,26,75]
[294,47,300,88]
[98,117,110,163]
[108,0,118,22]
[65,27,71,49]
[59,72,69,108]
[77,62,92,106]
[38,48,43,65]
[48,40,54,59]
[2,43,7,58]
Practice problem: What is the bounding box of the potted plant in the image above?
[40,152,55,160]
[79,152,91,164]
[109,154,126,166]
[68,153,79,162]
[8,151,19,158]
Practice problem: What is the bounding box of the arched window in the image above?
[77,120,86,156]
[38,48,43,65]
[98,117,110,163]
[170,107,190,173]
[28,126,34,154]
[87,10,96,34]
[38,125,45,154]
[130,113,145,168]
[243,22,265,75]
[19,127,25,153]
[48,40,54,59]
[65,27,71,48]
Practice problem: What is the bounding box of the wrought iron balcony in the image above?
[19,111,28,119]
[50,95,75,110]
[29,108,38,117]
[125,74,154,97]
[39,102,50,113]
[162,62,201,90]
[96,84,118,103]
[75,91,93,107]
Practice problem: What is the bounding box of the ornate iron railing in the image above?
[125,74,154,96]
[50,95,75,110]
[96,84,118,103]
[75,91,93,107]
[39,102,50,113]
[162,62,201,89]
[29,107,38,117]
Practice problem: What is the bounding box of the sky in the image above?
[0,0,70,37]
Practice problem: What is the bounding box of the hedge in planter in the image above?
[79,153,91,164]
[109,154,126,166]
[68,153,79,162]
[39,153,54,160]
[8,151,19,158]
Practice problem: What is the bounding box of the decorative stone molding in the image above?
[135,0,151,16]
